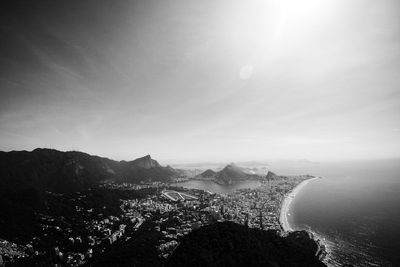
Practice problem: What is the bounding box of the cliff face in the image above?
[167,222,327,267]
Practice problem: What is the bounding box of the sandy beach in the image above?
[279,177,320,232]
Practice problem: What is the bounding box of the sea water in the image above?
[272,159,400,267]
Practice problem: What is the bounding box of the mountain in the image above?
[197,169,216,178]
[166,221,327,267]
[128,155,161,169]
[216,163,249,183]
[196,163,259,184]
[266,170,279,180]
[0,148,180,194]
[118,156,179,184]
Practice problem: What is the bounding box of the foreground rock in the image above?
[167,221,327,267]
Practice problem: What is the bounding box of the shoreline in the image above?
[279,176,329,261]
[279,177,319,232]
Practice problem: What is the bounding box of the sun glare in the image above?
[223,0,338,59]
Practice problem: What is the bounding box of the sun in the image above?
[222,0,337,59]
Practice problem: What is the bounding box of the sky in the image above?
[0,0,400,163]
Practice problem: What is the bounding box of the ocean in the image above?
[273,159,400,267]
[175,159,400,267]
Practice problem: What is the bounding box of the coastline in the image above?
[279,176,329,261]
[279,177,319,232]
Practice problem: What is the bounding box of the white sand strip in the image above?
[279,177,319,232]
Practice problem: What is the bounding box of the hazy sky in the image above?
[1,0,399,163]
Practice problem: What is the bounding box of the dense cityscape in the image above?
[0,174,316,266]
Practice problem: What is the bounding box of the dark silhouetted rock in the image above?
[167,221,327,267]
[0,148,180,194]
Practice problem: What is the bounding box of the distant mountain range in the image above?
[0,148,181,193]
[197,163,259,184]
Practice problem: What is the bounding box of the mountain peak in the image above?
[223,163,241,171]
[130,154,161,169]
[198,169,217,178]
[0,149,179,193]
[214,163,250,184]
